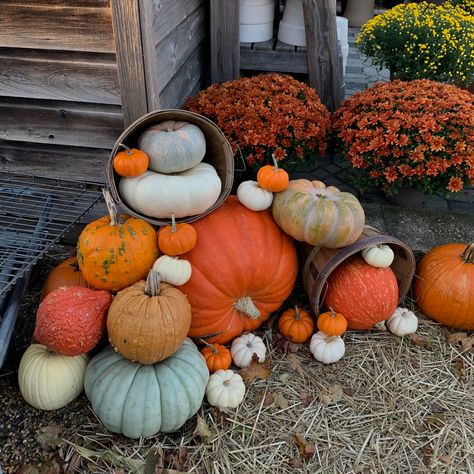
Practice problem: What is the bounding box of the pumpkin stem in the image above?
[294,304,300,321]
[223,379,231,387]
[200,338,218,354]
[271,154,279,170]
[234,297,260,320]
[462,242,474,263]
[170,214,177,233]
[102,188,121,226]
[118,143,133,155]
[329,307,336,319]
[145,270,161,296]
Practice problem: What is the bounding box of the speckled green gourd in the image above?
[84,338,209,439]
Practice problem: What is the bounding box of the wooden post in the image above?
[210,0,240,83]
[302,0,343,112]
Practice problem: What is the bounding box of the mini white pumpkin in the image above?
[237,181,273,211]
[230,333,266,368]
[361,244,394,268]
[386,307,418,336]
[119,162,221,219]
[152,255,192,286]
[206,369,246,408]
[138,120,206,174]
[18,344,88,410]
[309,331,345,364]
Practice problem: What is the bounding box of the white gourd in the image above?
[18,344,88,410]
[309,331,345,364]
[152,255,192,286]
[237,181,273,211]
[205,369,246,408]
[230,333,266,368]
[361,244,394,268]
[386,307,418,336]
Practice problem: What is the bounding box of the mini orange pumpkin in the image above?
[200,341,232,373]
[317,308,348,336]
[113,143,149,177]
[157,214,197,256]
[257,155,289,192]
[278,305,314,343]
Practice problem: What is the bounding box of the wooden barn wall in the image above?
[0,0,122,182]
[150,0,209,109]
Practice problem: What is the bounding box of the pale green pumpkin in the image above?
[84,338,209,439]
[272,179,365,248]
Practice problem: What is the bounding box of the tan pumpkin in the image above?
[272,179,365,248]
[107,270,192,364]
[138,120,206,174]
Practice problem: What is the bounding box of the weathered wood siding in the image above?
[148,0,209,109]
[0,0,210,182]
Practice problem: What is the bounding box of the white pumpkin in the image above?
[361,244,394,268]
[152,255,192,286]
[309,331,345,364]
[386,307,418,336]
[138,120,206,174]
[119,162,221,218]
[230,333,266,368]
[237,181,273,211]
[206,369,246,408]
[18,344,88,410]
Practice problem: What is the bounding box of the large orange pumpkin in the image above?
[180,196,298,344]
[413,242,474,329]
[323,257,398,330]
[40,256,89,302]
[77,190,158,292]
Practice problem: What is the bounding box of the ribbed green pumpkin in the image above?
[272,179,365,248]
[84,338,209,439]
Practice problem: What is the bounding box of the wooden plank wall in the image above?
[149,0,209,109]
[0,0,123,182]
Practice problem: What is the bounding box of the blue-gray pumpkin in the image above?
[84,338,209,438]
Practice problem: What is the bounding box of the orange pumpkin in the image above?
[40,256,89,302]
[180,196,298,344]
[34,286,112,356]
[278,305,314,343]
[413,242,474,329]
[317,308,347,336]
[77,190,158,292]
[113,144,149,177]
[200,342,232,373]
[157,214,197,256]
[257,155,289,192]
[323,257,398,330]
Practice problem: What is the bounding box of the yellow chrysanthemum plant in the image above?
[356,2,474,86]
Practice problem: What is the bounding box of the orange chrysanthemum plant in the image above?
[332,80,474,197]
[185,73,331,172]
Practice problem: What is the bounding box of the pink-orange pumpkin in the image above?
[34,286,112,356]
[323,257,398,330]
[180,196,298,344]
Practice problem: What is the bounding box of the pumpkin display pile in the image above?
[18,113,472,442]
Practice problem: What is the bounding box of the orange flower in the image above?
[448,176,463,192]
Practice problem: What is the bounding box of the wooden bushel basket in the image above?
[107,109,234,226]
[300,226,416,315]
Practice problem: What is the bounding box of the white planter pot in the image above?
[277,0,306,47]
[344,0,375,27]
[240,0,274,43]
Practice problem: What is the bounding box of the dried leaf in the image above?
[278,372,291,382]
[343,387,354,397]
[287,353,305,377]
[423,413,446,430]
[36,424,63,448]
[423,445,433,466]
[288,457,303,468]
[262,391,275,406]
[438,454,454,466]
[39,461,61,474]
[299,391,315,407]
[320,384,343,405]
[274,393,289,409]
[288,342,303,353]
[447,332,474,353]
[64,451,83,474]
[452,357,466,380]
[410,333,429,348]
[144,448,164,474]
[238,354,272,382]
[16,466,40,474]
[273,333,289,353]
[193,415,212,443]
[294,434,315,460]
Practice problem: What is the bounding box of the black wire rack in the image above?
[0,172,103,366]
